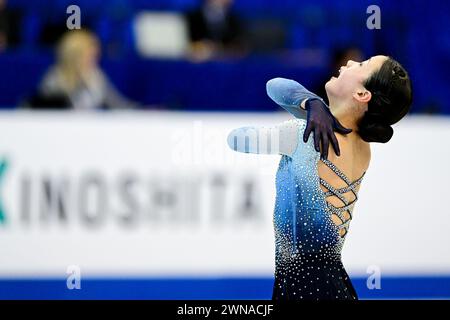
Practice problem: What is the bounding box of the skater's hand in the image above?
[303,98,353,160]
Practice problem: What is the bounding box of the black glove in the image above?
[303,98,353,159]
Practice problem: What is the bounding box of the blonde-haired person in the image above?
[37,29,138,110]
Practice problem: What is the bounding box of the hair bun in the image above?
[358,112,394,143]
[358,57,412,143]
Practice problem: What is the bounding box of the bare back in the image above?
[318,133,371,236]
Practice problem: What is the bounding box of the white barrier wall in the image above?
[0,111,449,278]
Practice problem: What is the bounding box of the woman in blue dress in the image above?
[227,55,412,300]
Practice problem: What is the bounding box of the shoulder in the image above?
[41,66,59,82]
[283,118,308,143]
[359,141,371,171]
[39,66,62,92]
[276,118,308,145]
[277,118,307,140]
[281,118,307,129]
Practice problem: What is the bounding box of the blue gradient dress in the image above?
[227,78,365,300]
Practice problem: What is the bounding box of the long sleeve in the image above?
[227,119,303,157]
[266,78,325,119]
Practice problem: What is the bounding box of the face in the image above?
[325,55,387,106]
[80,40,100,72]
[208,0,233,8]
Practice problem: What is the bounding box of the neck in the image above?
[328,100,361,135]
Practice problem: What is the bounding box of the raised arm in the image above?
[266,77,325,119]
[266,77,352,159]
[227,119,303,157]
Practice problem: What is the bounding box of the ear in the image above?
[352,89,372,103]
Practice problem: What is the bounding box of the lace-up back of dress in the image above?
[318,158,366,238]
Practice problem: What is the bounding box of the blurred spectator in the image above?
[244,18,287,54]
[28,30,138,110]
[0,0,22,51]
[313,47,364,103]
[186,0,247,61]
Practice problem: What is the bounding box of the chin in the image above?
[325,81,339,104]
[324,79,335,94]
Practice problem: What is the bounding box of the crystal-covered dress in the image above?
[227,78,365,300]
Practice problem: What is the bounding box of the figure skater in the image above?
[227,55,412,300]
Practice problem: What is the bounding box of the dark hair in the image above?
[357,57,412,143]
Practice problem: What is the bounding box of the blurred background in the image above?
[0,0,449,299]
